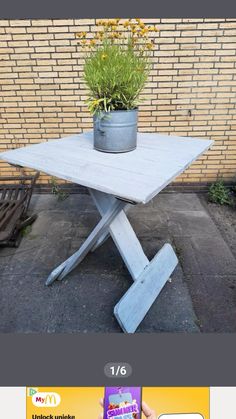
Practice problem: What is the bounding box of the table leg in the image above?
[45,198,126,285]
[89,189,149,281]
[89,189,178,333]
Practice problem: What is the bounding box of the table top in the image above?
[0,132,213,204]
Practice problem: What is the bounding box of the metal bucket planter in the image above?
[93,109,138,153]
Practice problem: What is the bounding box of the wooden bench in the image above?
[0,172,39,247]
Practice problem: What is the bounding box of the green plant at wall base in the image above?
[50,177,69,201]
[76,19,159,114]
[208,180,232,205]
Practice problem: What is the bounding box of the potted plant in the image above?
[76,19,159,153]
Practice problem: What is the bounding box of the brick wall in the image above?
[0,18,236,186]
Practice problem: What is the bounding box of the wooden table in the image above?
[0,132,213,333]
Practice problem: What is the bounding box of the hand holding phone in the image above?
[104,387,142,419]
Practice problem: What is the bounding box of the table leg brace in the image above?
[114,243,178,333]
[46,198,126,285]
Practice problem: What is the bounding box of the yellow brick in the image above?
[177,37,197,43]
[53,65,72,72]
[38,71,58,78]
[48,26,69,33]
[160,44,179,50]
[74,19,95,25]
[34,46,55,52]
[197,23,219,30]
[10,20,31,27]
[31,53,51,59]
[53,53,71,59]
[8,40,29,47]
[50,40,70,46]
[222,45,236,53]
[220,22,236,29]
[56,46,76,53]
[54,33,75,40]
[52,19,74,26]
[184,30,202,36]
[224,29,236,35]
[216,49,235,55]
[27,27,48,33]
[31,20,52,26]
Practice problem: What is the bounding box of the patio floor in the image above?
[0,192,236,333]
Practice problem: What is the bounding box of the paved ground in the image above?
[0,192,235,333]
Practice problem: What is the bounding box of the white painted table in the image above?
[0,132,213,333]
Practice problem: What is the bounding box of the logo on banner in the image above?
[31,391,61,407]
[27,388,38,397]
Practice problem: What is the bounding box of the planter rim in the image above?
[94,108,138,116]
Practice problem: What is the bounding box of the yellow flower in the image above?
[116,31,122,38]
[90,39,96,46]
[149,25,159,32]
[124,21,129,27]
[141,27,148,36]
[147,42,153,50]
[101,53,108,60]
[92,99,100,106]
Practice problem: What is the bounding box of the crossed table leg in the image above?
[46,189,178,333]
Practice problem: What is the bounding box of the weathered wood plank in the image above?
[0,132,213,204]
[114,243,178,333]
[89,189,149,281]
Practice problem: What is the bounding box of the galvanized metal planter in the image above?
[93,109,138,153]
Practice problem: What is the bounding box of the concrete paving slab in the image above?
[167,210,220,238]
[190,235,236,276]
[154,192,204,212]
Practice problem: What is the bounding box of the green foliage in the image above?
[21,225,32,236]
[50,177,69,201]
[208,180,232,205]
[84,42,149,114]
